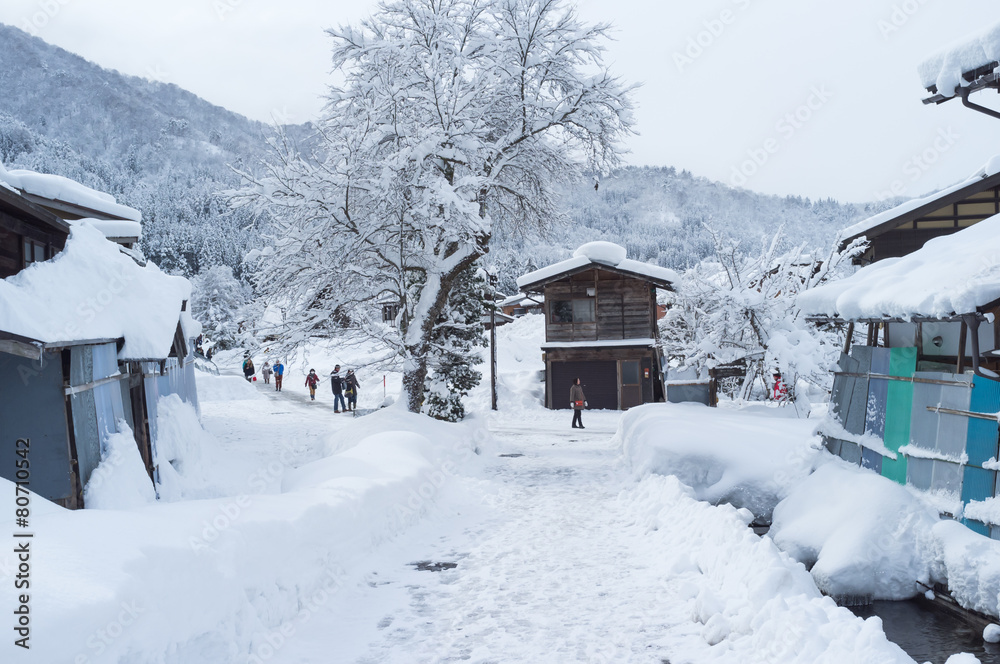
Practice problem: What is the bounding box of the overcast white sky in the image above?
[2,0,1000,202]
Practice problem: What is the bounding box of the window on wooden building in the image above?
[22,238,47,268]
[551,299,595,323]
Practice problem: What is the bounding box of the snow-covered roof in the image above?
[0,223,196,359]
[842,155,1000,242]
[68,217,142,241]
[799,213,1000,321]
[919,21,1000,97]
[541,338,657,350]
[0,162,141,222]
[516,241,678,291]
[499,292,543,308]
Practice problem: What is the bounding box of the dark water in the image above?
[851,600,1000,663]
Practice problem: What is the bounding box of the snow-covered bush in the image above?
[660,227,864,401]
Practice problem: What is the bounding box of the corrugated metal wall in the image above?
[827,345,1000,539]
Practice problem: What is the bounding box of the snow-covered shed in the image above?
[841,156,1000,265]
[517,242,677,411]
[0,162,142,249]
[920,21,1000,121]
[499,292,543,318]
[0,223,200,508]
[800,216,1000,538]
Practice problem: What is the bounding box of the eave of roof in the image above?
[841,167,1000,247]
[0,185,71,236]
[518,261,675,294]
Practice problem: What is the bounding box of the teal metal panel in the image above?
[967,375,1000,467]
[961,465,996,509]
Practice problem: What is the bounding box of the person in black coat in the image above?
[344,369,360,412]
[330,364,346,413]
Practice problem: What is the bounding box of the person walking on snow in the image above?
[242,355,255,382]
[344,369,360,411]
[273,360,284,391]
[330,365,346,413]
[305,369,320,401]
[262,361,273,385]
[570,377,587,429]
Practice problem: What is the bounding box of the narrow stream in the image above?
[851,600,1000,663]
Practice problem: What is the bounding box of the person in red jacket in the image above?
[305,369,320,401]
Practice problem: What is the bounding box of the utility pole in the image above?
[489,271,498,411]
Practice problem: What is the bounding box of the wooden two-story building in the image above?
[516,242,677,411]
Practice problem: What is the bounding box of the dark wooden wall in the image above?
[544,270,655,343]
[0,225,20,278]
[0,207,67,279]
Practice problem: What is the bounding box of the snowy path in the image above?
[264,409,872,664]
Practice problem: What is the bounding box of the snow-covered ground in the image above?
[2,314,992,663]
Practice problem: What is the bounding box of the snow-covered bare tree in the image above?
[235,0,635,411]
[660,228,866,402]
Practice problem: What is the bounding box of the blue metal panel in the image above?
[964,519,991,537]
[865,348,891,440]
[840,441,862,465]
[967,375,1000,467]
[961,465,997,507]
[906,457,933,491]
[845,346,872,437]
[861,447,883,474]
[0,350,74,502]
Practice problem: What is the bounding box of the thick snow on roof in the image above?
[919,21,1000,96]
[843,155,1000,240]
[68,217,142,240]
[0,223,194,359]
[499,292,543,308]
[516,241,679,290]
[0,162,141,222]
[799,213,1000,320]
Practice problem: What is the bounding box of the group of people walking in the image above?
[242,354,357,409]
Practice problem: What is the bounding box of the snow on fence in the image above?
[822,344,1000,538]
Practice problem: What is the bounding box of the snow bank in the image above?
[0,224,193,358]
[83,424,157,510]
[618,403,821,521]
[3,411,484,662]
[919,21,1000,98]
[799,213,1000,320]
[623,474,912,663]
[931,520,1000,617]
[770,462,940,600]
[196,372,263,402]
[153,394,218,501]
[0,161,141,220]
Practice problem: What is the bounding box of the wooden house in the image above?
[516,242,677,411]
[842,160,1000,265]
[499,293,544,318]
[0,164,142,249]
[801,215,1000,538]
[0,184,70,279]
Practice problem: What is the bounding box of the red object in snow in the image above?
[253,376,257,382]
[772,374,786,401]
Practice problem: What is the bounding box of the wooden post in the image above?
[957,320,968,374]
[843,322,854,355]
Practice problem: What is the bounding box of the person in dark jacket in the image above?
[242,356,255,382]
[305,369,320,401]
[570,377,586,429]
[344,369,360,411]
[330,364,346,413]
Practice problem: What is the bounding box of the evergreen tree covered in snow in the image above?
[236,0,636,411]
[190,265,253,349]
[423,267,488,422]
